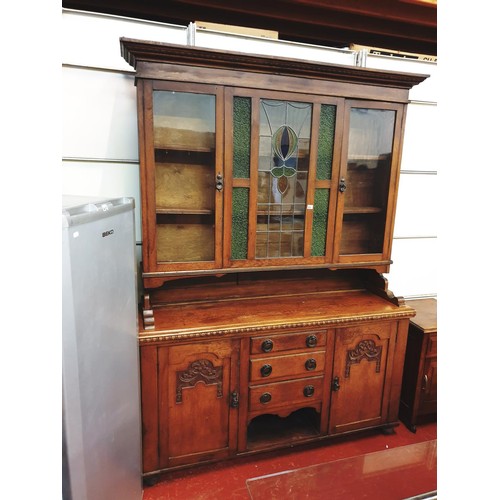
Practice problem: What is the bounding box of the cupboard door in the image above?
[140,81,224,273]
[224,89,344,268]
[158,339,239,468]
[334,101,405,265]
[419,357,437,415]
[329,322,397,434]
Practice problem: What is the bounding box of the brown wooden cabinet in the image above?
[120,38,427,476]
[399,298,437,432]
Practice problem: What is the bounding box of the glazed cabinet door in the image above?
[223,88,344,268]
[138,80,224,274]
[334,101,405,266]
[156,339,239,469]
[329,322,397,434]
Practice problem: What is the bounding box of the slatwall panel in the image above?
[62,10,187,71]
[195,29,357,66]
[62,9,437,299]
[394,172,437,238]
[401,103,438,172]
[388,238,437,299]
[62,68,138,161]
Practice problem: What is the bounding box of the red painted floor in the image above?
[142,420,437,499]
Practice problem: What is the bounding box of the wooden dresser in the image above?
[119,38,428,476]
[399,298,437,432]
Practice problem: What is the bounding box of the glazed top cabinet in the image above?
[120,38,428,289]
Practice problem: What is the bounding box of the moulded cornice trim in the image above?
[120,37,428,90]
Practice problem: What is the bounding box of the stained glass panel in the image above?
[256,99,312,259]
[231,188,249,260]
[233,97,251,178]
[311,189,330,257]
[316,104,336,180]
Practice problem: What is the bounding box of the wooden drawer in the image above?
[249,376,324,413]
[250,351,325,383]
[250,331,326,355]
[426,333,437,357]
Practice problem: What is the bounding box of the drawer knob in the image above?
[305,358,317,371]
[260,364,273,377]
[261,339,274,353]
[303,385,315,397]
[306,335,317,348]
[260,392,272,404]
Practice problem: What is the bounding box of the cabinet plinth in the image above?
[120,38,427,476]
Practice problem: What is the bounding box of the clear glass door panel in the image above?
[153,91,216,262]
[256,99,312,259]
[340,108,395,255]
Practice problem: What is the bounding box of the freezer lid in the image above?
[62,196,135,228]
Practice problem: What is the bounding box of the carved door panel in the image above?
[328,322,397,434]
[158,339,239,468]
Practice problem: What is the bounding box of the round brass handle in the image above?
[306,335,317,348]
[260,364,273,377]
[261,339,274,353]
[303,385,315,397]
[305,358,317,371]
[260,392,272,404]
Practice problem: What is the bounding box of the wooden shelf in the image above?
[157,208,214,215]
[348,154,384,161]
[343,207,383,215]
[247,408,321,451]
[257,210,306,216]
[155,145,214,153]
[154,148,215,165]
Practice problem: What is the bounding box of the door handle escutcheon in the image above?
[216,172,224,191]
[332,376,340,391]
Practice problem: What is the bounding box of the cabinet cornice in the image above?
[120,37,428,90]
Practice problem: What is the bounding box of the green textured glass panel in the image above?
[231,187,249,260]
[233,97,251,178]
[311,189,330,256]
[316,104,336,180]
